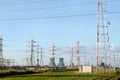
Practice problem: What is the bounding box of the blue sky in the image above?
[0,0,120,66]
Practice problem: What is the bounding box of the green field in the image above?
[0,70,120,80]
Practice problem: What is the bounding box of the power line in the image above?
[108,0,120,2]
[109,11,120,14]
[0,0,119,12]
[0,13,96,21]
[0,1,96,12]
[0,11,119,21]
[4,39,28,42]
[0,0,57,7]
[0,0,119,7]
[0,0,45,3]
[0,3,95,12]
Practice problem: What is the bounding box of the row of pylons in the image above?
[49,58,65,68]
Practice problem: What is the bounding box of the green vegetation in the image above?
[0,70,120,80]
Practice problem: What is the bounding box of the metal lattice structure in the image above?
[30,39,36,66]
[70,44,74,67]
[0,36,3,66]
[76,42,80,67]
[96,0,110,72]
[49,44,56,68]
[36,45,40,66]
[40,47,43,66]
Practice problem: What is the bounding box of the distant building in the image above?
[79,66,92,73]
[49,58,56,68]
[58,58,65,68]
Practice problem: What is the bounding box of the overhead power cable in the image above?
[0,13,96,21]
[0,0,119,12]
[0,11,120,21]
[108,0,120,2]
[0,0,119,7]
[0,0,57,7]
[0,3,96,12]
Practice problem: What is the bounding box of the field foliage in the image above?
[0,70,120,80]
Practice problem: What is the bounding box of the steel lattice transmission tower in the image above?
[70,44,74,67]
[40,47,43,66]
[49,44,56,68]
[30,39,36,66]
[96,0,110,72]
[36,45,40,66]
[76,42,80,67]
[0,36,3,66]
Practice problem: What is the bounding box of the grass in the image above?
[0,70,120,80]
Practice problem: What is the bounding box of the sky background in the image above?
[0,0,120,66]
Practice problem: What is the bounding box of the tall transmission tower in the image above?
[96,0,110,72]
[36,45,40,66]
[70,44,74,67]
[51,44,56,58]
[76,42,80,67]
[49,44,56,67]
[110,44,117,72]
[0,36,3,66]
[30,39,36,66]
[40,47,43,66]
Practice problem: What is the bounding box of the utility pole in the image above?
[36,45,39,66]
[113,52,115,72]
[0,35,3,66]
[118,59,120,68]
[49,44,56,68]
[51,44,56,58]
[110,44,115,72]
[96,0,110,73]
[70,44,74,67]
[40,47,43,66]
[76,41,80,67]
[25,56,29,66]
[116,55,119,67]
[30,39,36,66]
[84,55,87,65]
